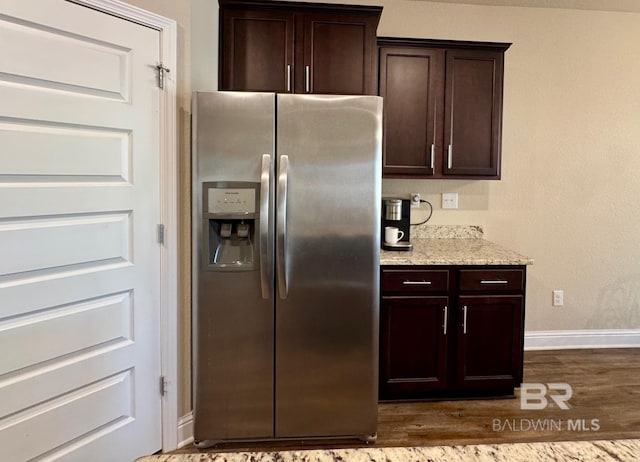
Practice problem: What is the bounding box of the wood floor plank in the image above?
[174,348,640,454]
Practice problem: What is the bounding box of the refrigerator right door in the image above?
[275,94,382,439]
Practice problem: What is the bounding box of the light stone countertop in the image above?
[137,439,640,462]
[380,226,533,266]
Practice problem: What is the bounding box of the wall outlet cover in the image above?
[442,193,458,209]
[553,290,564,306]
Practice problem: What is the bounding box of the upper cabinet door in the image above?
[444,49,505,178]
[301,12,379,95]
[378,38,510,180]
[219,1,382,95]
[380,47,445,177]
[220,8,295,92]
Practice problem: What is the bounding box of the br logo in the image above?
[520,383,573,410]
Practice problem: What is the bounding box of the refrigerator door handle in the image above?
[277,154,289,299]
[260,154,272,299]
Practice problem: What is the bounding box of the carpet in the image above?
[136,438,640,461]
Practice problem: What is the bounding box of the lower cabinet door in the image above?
[456,295,524,392]
[380,296,449,399]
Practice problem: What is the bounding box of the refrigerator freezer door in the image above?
[192,91,275,441]
[275,94,383,439]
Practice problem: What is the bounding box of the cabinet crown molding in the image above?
[378,36,511,52]
[220,0,383,17]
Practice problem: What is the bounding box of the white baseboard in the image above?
[177,412,194,449]
[525,329,640,350]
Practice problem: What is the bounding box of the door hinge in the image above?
[156,63,170,89]
[160,376,168,396]
[158,224,165,244]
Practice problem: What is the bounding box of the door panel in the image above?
[0,12,128,99]
[0,120,129,179]
[275,94,382,438]
[0,213,130,276]
[0,1,161,460]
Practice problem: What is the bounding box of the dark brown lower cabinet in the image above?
[456,295,524,393]
[380,296,448,398]
[380,266,526,401]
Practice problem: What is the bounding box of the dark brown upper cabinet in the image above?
[219,0,382,95]
[379,38,511,179]
[220,7,295,93]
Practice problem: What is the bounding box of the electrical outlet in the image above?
[553,290,564,306]
[410,193,421,208]
[442,193,458,209]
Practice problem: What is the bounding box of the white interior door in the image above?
[0,1,162,460]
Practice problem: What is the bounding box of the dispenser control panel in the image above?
[208,187,256,215]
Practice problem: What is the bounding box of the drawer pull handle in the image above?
[480,280,509,284]
[403,280,432,285]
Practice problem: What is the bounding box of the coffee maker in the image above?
[381,197,412,251]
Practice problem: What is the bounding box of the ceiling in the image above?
[414,0,640,13]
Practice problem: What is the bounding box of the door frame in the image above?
[68,0,179,452]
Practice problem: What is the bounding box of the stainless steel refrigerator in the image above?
[192,91,382,446]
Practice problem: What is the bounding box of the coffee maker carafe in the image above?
[382,197,412,251]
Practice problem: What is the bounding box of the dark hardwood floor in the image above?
[173,348,640,454]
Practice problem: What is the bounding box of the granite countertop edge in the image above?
[380,237,534,266]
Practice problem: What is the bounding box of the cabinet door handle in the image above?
[402,280,432,285]
[443,305,448,335]
[430,144,435,169]
[447,144,453,169]
[462,305,468,334]
[286,64,291,92]
[481,279,509,284]
[305,65,310,93]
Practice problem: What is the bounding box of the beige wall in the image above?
[122,0,640,416]
[373,1,640,334]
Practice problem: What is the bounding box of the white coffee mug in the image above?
[385,226,404,244]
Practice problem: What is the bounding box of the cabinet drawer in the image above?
[382,269,449,293]
[459,268,524,292]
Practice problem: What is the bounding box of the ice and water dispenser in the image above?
[203,182,258,271]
